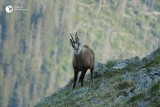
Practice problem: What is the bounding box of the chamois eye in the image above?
[72,44,75,48]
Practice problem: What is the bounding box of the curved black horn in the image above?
[70,33,74,42]
[75,32,79,42]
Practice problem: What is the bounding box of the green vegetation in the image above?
[148,80,160,96]
[35,51,160,107]
[105,60,117,68]
[115,80,135,90]
[35,66,159,107]
[143,55,160,69]
[128,92,146,103]
[126,80,160,107]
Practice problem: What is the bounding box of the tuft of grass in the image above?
[115,81,135,90]
[117,91,128,97]
[149,95,160,107]
[105,60,117,68]
[103,71,122,79]
[148,80,160,107]
[148,80,160,96]
[150,103,160,107]
[124,65,138,72]
[103,65,137,80]
[127,92,146,103]
[143,55,160,68]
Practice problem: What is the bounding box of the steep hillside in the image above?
[35,46,160,107]
[0,0,160,107]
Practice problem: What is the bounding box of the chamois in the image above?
[70,32,95,89]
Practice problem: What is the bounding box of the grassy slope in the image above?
[35,47,160,107]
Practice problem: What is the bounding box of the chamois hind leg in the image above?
[73,70,78,89]
[80,70,87,86]
[90,68,94,83]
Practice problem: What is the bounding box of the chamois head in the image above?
[70,32,81,55]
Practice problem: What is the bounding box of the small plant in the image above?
[127,92,146,103]
[117,91,128,97]
[104,70,124,79]
[143,55,160,68]
[115,81,135,90]
[105,60,117,68]
[148,80,160,96]
[148,80,160,107]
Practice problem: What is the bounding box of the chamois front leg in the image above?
[90,68,94,84]
[73,70,78,90]
[78,70,85,83]
[80,70,87,86]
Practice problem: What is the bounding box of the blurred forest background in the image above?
[0,0,160,107]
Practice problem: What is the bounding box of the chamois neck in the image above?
[74,46,82,55]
